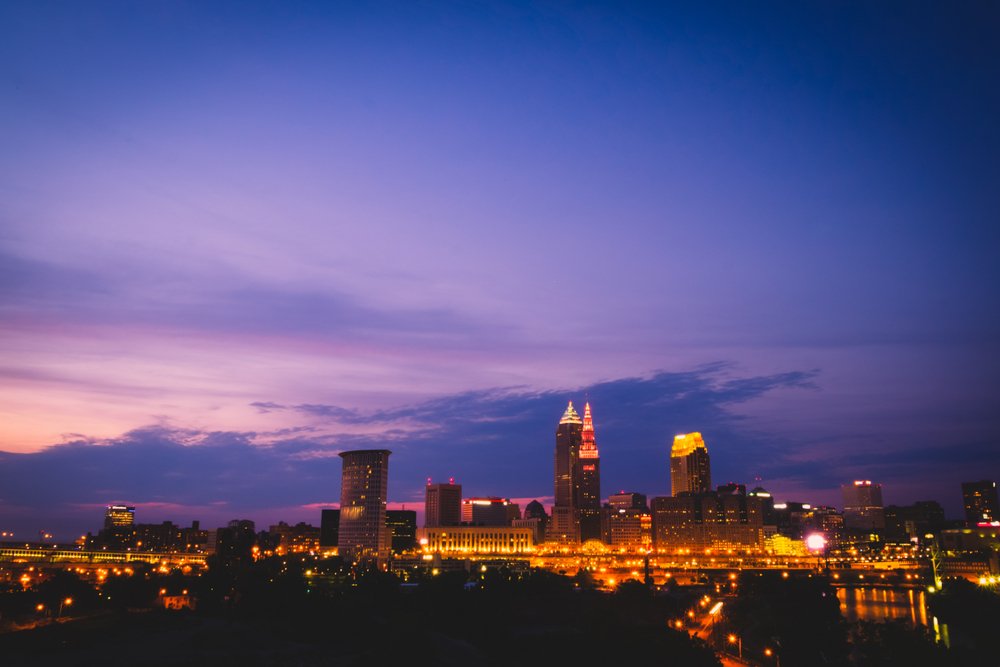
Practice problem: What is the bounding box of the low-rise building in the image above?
[417,526,534,555]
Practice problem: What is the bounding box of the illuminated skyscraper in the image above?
[578,402,602,542]
[670,433,711,496]
[104,505,135,529]
[338,449,391,563]
[962,480,999,526]
[550,401,583,542]
[841,480,885,531]
[425,479,462,527]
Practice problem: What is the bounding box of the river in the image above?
[837,586,928,625]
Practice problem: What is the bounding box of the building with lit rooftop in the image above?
[841,480,885,532]
[577,402,602,542]
[550,401,583,543]
[461,497,511,526]
[425,479,462,527]
[670,433,711,496]
[104,505,135,529]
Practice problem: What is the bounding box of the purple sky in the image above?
[1,2,998,539]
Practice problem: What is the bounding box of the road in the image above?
[682,595,756,666]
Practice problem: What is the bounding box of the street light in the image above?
[708,601,723,646]
[728,634,742,659]
[765,647,781,667]
[58,597,72,618]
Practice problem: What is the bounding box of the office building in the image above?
[320,509,340,547]
[651,489,764,551]
[461,497,511,526]
[748,487,777,528]
[962,480,999,526]
[603,507,652,551]
[216,519,257,565]
[550,401,583,543]
[386,509,417,553]
[717,482,747,496]
[670,433,711,496]
[841,480,885,532]
[104,505,135,529]
[884,501,946,542]
[338,449,391,563]
[267,521,321,554]
[512,517,546,544]
[578,402,602,542]
[523,499,549,538]
[771,504,845,544]
[425,479,462,527]
[608,492,648,511]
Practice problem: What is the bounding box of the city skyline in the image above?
[0,396,991,541]
[2,2,999,539]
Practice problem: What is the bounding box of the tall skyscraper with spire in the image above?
[670,432,711,496]
[550,401,583,542]
[578,402,602,541]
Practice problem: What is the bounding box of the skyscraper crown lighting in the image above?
[580,402,599,459]
[670,433,711,496]
[671,432,706,457]
[559,401,582,425]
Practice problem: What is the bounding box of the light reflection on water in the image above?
[837,586,928,625]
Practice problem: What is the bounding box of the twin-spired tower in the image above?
[550,401,602,543]
[550,403,713,544]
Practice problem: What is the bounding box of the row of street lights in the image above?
[724,633,779,665]
[35,597,74,618]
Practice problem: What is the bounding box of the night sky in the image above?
[2,2,998,539]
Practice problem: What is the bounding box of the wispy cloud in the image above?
[2,364,995,539]
[1,366,823,537]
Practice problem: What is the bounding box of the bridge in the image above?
[0,546,206,566]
